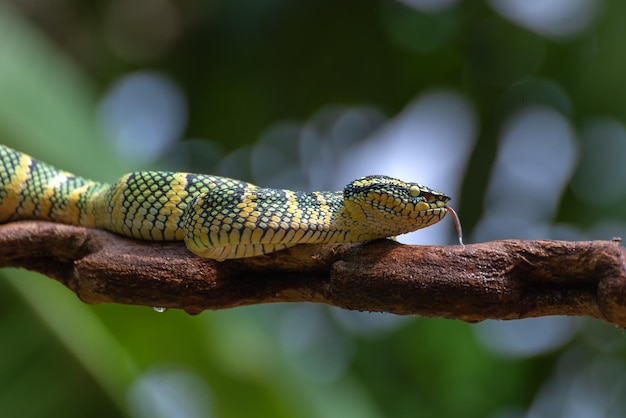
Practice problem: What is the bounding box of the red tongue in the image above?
[446,206,464,246]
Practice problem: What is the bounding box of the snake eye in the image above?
[422,191,435,202]
[409,185,420,197]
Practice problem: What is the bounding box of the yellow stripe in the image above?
[235,244,247,259]
[283,228,296,243]
[140,220,153,240]
[151,227,164,241]
[62,182,96,227]
[309,230,321,243]
[89,187,107,228]
[0,154,31,220]
[291,228,305,243]
[109,173,131,231]
[244,244,256,258]
[219,230,230,246]
[250,228,263,243]
[299,229,314,243]
[162,173,188,240]
[36,171,68,220]
[271,228,286,244]
[209,228,220,246]
[229,229,240,245]
[240,227,252,244]
[260,228,274,243]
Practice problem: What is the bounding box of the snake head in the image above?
[343,175,451,239]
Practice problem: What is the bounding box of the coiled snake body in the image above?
[0,145,458,260]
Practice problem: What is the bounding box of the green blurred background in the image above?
[2,0,626,417]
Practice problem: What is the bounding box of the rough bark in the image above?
[1,220,625,326]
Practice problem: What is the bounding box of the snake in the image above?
[0,144,462,260]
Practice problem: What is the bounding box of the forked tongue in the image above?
[446,206,464,246]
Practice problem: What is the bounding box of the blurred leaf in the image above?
[0,2,121,178]
[0,3,131,416]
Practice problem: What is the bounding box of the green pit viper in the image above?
[0,144,462,260]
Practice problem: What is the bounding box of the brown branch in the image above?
[1,220,625,326]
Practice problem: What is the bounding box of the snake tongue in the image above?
[446,206,464,246]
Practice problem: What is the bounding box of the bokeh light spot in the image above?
[489,0,599,38]
[98,71,187,166]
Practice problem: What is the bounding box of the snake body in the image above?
[0,144,453,260]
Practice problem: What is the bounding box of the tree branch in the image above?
[1,220,625,326]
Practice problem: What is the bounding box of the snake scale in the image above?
[0,144,461,260]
